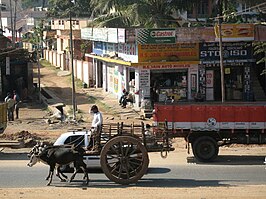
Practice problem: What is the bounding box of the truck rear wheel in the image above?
[192,136,219,162]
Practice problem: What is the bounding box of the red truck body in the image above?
[153,103,266,131]
[153,103,266,162]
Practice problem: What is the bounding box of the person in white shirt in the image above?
[4,92,15,121]
[90,105,103,131]
[90,105,103,151]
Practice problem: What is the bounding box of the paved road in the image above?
[0,152,265,188]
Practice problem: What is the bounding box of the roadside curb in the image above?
[39,84,70,118]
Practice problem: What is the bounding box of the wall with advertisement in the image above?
[93,42,105,55]
[117,43,138,62]
[105,64,128,98]
[106,43,118,55]
[118,28,136,43]
[107,66,114,93]
[188,66,198,100]
[198,65,206,99]
[135,69,140,107]
[206,70,214,101]
[116,65,127,97]
[93,28,108,42]
[136,29,176,44]
[214,24,254,41]
[176,27,215,42]
[139,69,150,99]
[113,66,119,94]
[107,28,118,43]
[102,62,107,91]
[81,28,93,40]
[138,43,199,62]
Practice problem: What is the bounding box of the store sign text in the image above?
[142,64,190,69]
[200,42,253,63]
[150,30,175,38]
[201,49,247,58]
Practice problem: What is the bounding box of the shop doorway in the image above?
[214,70,222,101]
[150,69,188,104]
[224,67,244,101]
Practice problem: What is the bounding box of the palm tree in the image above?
[90,0,266,27]
[90,0,197,28]
[46,0,92,18]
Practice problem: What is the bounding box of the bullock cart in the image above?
[83,122,174,185]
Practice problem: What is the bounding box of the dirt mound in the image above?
[0,130,40,140]
[0,131,53,147]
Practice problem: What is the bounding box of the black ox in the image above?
[27,143,89,186]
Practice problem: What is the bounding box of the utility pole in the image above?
[217,15,225,103]
[0,3,3,30]
[217,0,225,103]
[9,0,14,45]
[13,0,17,43]
[37,25,43,103]
[37,48,41,102]
[69,5,77,120]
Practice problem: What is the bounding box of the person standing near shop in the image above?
[4,92,15,121]
[13,90,21,119]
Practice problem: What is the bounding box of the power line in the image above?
[210,2,266,20]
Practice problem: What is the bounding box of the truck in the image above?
[153,102,266,162]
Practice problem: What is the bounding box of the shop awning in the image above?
[86,53,199,69]
[86,53,132,66]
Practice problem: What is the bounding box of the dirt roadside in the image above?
[0,185,266,199]
[0,64,266,198]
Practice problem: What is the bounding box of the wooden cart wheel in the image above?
[100,136,149,185]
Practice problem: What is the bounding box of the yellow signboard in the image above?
[138,43,199,62]
[214,24,254,41]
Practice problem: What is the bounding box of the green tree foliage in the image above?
[90,0,197,28]
[222,0,266,23]
[47,0,93,18]
[22,23,43,45]
[236,0,266,6]
[253,42,266,75]
[80,41,92,60]
[22,0,47,9]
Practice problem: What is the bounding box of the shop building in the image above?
[81,25,265,115]
[199,41,255,101]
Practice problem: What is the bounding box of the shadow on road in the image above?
[187,155,265,165]
[1,151,265,166]
[53,178,237,188]
[0,152,29,160]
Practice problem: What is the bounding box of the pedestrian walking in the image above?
[13,90,21,119]
[4,92,15,121]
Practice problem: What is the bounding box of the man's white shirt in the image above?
[91,112,103,129]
